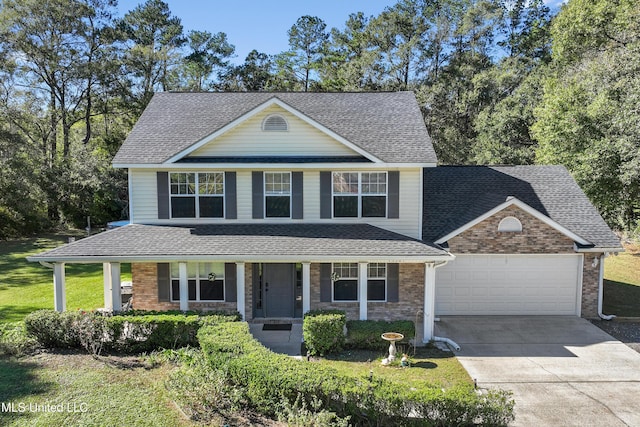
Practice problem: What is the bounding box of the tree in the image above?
[285,15,329,91]
[533,0,640,232]
[222,50,275,91]
[117,0,185,109]
[181,30,235,91]
[320,12,379,91]
[367,0,431,89]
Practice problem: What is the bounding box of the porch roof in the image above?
[27,223,451,263]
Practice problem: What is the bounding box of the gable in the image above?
[187,105,362,160]
[112,92,438,166]
[435,197,591,247]
[445,204,577,254]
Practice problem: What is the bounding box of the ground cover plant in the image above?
[0,352,194,427]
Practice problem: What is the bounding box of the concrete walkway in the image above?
[248,323,303,356]
[435,316,640,427]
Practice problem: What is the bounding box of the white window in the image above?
[332,263,358,301]
[170,172,224,218]
[367,263,387,301]
[264,172,291,218]
[170,262,225,301]
[332,172,387,218]
[498,216,523,232]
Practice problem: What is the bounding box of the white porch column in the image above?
[109,263,122,312]
[179,262,189,311]
[358,262,368,320]
[236,262,245,320]
[423,263,436,342]
[53,263,66,312]
[103,263,112,310]
[302,262,311,314]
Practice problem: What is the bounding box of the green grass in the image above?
[318,346,472,390]
[604,243,640,317]
[0,352,193,426]
[0,234,131,323]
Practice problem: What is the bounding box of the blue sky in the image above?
[116,0,564,64]
[116,0,391,62]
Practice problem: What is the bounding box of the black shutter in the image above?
[292,171,303,219]
[320,171,332,219]
[387,263,399,302]
[252,171,264,219]
[388,171,400,219]
[225,172,237,219]
[157,263,171,302]
[157,172,170,219]
[320,263,332,302]
[225,263,237,302]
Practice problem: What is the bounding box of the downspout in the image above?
[597,253,616,320]
[426,260,461,351]
[39,261,55,269]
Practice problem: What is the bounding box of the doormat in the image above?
[262,324,292,331]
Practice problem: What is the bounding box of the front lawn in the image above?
[604,242,640,317]
[0,352,193,427]
[0,234,131,323]
[318,346,472,390]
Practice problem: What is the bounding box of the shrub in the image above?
[346,320,415,351]
[24,310,81,348]
[302,310,346,356]
[198,322,515,426]
[23,309,239,353]
[166,350,245,423]
[0,322,39,357]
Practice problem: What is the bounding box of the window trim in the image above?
[367,263,387,302]
[498,216,523,233]
[262,114,289,131]
[170,262,225,302]
[169,172,225,219]
[331,262,359,302]
[331,171,388,218]
[263,171,292,219]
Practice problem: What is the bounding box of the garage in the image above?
[435,254,583,315]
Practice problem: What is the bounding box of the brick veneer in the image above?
[581,254,602,317]
[447,205,576,254]
[131,263,241,314]
[446,205,600,317]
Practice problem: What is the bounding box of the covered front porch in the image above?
[28,223,454,342]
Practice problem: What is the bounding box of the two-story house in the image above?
[28,92,622,343]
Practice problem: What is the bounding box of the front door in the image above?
[263,263,295,317]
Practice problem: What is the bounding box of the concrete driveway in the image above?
[435,316,640,426]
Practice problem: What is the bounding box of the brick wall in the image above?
[309,263,425,338]
[447,205,576,254]
[131,263,246,314]
[131,263,176,311]
[581,253,602,317]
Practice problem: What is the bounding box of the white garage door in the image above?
[436,255,582,315]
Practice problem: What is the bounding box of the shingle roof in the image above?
[112,92,437,165]
[423,165,621,249]
[29,224,450,262]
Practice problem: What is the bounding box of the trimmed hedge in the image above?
[302,310,346,356]
[198,322,515,426]
[24,309,240,353]
[346,320,415,351]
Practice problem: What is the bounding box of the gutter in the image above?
[597,253,616,321]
